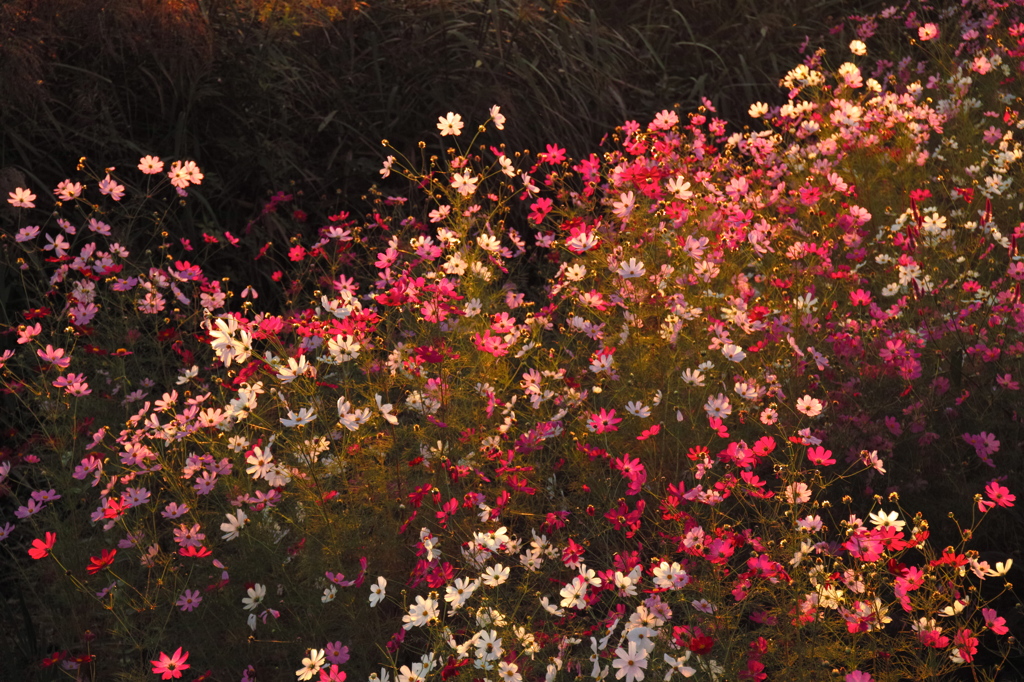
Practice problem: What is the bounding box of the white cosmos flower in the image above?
[437,112,464,136]
[625,401,650,418]
[680,368,705,386]
[615,257,646,278]
[369,576,387,607]
[242,583,266,611]
[220,508,248,541]
[482,563,510,587]
[280,406,317,428]
[721,343,746,362]
[376,394,399,425]
[868,509,906,531]
[296,648,325,681]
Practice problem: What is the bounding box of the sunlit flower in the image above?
[451,170,479,196]
[167,160,203,189]
[587,408,622,434]
[402,594,439,629]
[625,401,650,418]
[437,112,464,136]
[918,23,939,41]
[704,393,732,419]
[721,344,746,362]
[681,368,705,386]
[666,176,693,200]
[481,563,510,587]
[614,257,646,278]
[53,180,84,201]
[796,395,823,417]
[611,641,648,682]
[138,155,164,174]
[868,509,905,531]
[748,102,769,118]
[280,407,317,428]
[98,174,125,200]
[8,187,37,208]
[445,577,478,610]
[296,648,326,681]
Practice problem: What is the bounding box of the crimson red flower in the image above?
[179,545,212,558]
[86,548,117,575]
[689,635,715,655]
[40,650,67,667]
[28,532,56,560]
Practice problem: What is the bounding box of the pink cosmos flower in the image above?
[151,647,191,680]
[36,345,69,369]
[796,395,823,417]
[963,431,1000,466]
[15,225,40,242]
[982,608,1009,635]
[98,174,125,200]
[167,160,203,189]
[649,109,679,130]
[807,446,835,466]
[984,481,1015,508]
[319,665,347,682]
[176,589,203,612]
[850,289,872,306]
[918,23,939,41]
[324,641,350,665]
[587,408,622,434]
[53,180,84,201]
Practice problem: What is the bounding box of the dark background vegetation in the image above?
[1,0,892,232]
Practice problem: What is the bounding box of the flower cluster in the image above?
[1,2,1021,681]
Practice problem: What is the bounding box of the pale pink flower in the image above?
[138,155,164,174]
[53,180,84,201]
[168,160,203,189]
[918,23,939,41]
[489,105,506,130]
[796,395,823,417]
[8,187,36,208]
[98,174,125,200]
[15,225,40,242]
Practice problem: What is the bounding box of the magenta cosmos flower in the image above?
[151,647,191,680]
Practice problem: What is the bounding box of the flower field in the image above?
[1,1,1022,680]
